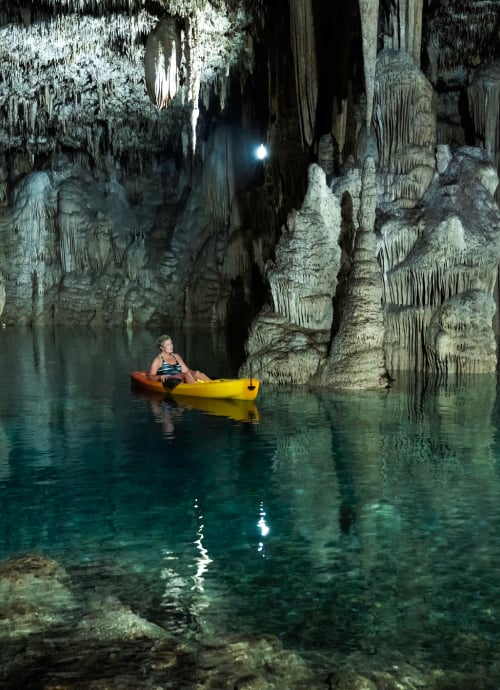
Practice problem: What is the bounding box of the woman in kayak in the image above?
[148,335,211,385]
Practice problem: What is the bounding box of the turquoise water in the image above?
[1,328,500,684]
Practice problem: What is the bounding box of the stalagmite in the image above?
[267,164,341,330]
[314,156,388,389]
[240,164,341,384]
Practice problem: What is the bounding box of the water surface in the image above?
[1,327,499,685]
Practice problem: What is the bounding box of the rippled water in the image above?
[1,327,500,685]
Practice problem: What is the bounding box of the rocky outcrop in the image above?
[0,555,77,637]
[314,156,388,389]
[240,164,340,384]
[242,145,500,386]
[373,49,436,210]
[381,146,500,375]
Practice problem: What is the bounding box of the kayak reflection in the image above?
[132,387,259,426]
[175,395,259,422]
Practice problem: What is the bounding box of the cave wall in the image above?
[0,0,307,333]
[0,0,499,385]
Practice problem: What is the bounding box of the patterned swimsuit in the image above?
[157,354,182,376]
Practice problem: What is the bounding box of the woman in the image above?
[148,335,211,385]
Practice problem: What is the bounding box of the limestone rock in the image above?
[425,289,497,375]
[0,555,77,638]
[240,164,341,384]
[0,271,4,318]
[314,157,388,389]
[241,309,331,384]
[381,146,500,375]
[373,49,436,209]
[76,596,170,642]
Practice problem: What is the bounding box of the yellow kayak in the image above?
[130,371,260,401]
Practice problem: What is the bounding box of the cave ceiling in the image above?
[0,0,497,178]
[0,0,263,174]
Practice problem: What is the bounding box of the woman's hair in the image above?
[156,335,171,349]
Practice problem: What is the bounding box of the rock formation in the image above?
[240,163,340,384]
[0,0,498,386]
[381,146,500,376]
[314,156,388,389]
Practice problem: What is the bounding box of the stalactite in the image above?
[382,0,423,66]
[384,307,430,372]
[289,0,317,147]
[467,60,500,172]
[358,0,378,131]
[373,49,435,207]
[426,2,498,77]
[144,18,181,110]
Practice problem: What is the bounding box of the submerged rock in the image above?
[0,554,77,637]
[76,596,170,643]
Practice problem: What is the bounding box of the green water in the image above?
[1,327,500,685]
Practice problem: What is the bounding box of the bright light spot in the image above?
[256,144,268,160]
[193,498,212,588]
[258,515,270,536]
[257,501,270,537]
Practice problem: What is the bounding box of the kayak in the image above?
[130,371,260,400]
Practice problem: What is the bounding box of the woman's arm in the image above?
[174,354,200,383]
[148,355,162,378]
[175,353,211,382]
[174,353,190,373]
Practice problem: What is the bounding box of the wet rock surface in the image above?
[1,552,500,689]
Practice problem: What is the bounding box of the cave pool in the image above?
[1,327,500,687]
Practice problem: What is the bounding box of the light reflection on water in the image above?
[1,328,500,676]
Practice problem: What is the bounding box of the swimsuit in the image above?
[157,354,182,376]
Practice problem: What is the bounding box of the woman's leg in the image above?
[183,370,198,383]
[191,370,211,381]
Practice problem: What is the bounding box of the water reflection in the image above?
[149,396,184,439]
[193,497,213,586]
[254,376,500,655]
[1,329,500,685]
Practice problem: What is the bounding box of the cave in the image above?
[0,0,499,387]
